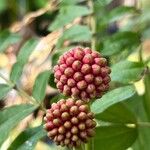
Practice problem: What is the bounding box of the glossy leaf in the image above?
[0,104,37,146]
[0,30,20,52]
[111,60,144,83]
[8,126,46,150]
[93,125,138,150]
[49,5,91,31]
[32,71,50,102]
[0,84,12,100]
[95,102,137,123]
[91,85,136,114]
[57,25,92,48]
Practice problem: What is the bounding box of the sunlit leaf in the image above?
[0,84,12,100]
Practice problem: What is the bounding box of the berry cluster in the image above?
[44,98,96,148]
[54,47,111,101]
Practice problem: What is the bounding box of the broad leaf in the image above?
[8,126,46,150]
[0,104,37,146]
[95,102,137,124]
[32,71,50,102]
[93,125,138,150]
[100,31,140,56]
[49,5,91,31]
[57,25,92,48]
[0,84,12,100]
[10,39,38,83]
[111,60,144,83]
[91,85,136,114]
[0,30,20,52]
[17,39,38,64]
[10,62,24,83]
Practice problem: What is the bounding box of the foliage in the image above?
[0,0,150,150]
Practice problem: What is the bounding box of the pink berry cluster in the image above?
[44,98,96,148]
[54,47,111,101]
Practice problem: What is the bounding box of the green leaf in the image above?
[93,125,138,150]
[111,60,144,83]
[8,126,46,150]
[49,72,56,89]
[0,84,12,100]
[32,71,50,102]
[0,30,21,52]
[17,39,38,64]
[10,62,24,83]
[57,25,92,48]
[95,102,137,123]
[0,104,37,146]
[60,0,79,5]
[95,0,113,6]
[10,39,38,83]
[108,6,136,23]
[91,85,136,114]
[100,31,140,56]
[49,5,91,31]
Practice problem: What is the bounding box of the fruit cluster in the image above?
[44,47,111,148]
[44,98,96,148]
[54,47,111,102]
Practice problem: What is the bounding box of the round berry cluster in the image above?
[44,98,96,148]
[54,47,111,101]
[44,47,111,148]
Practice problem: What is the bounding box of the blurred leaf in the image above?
[95,102,137,124]
[93,125,138,150]
[111,60,144,83]
[10,62,24,83]
[17,39,38,64]
[91,85,136,114]
[57,25,92,48]
[95,0,113,6]
[0,104,37,146]
[60,0,80,5]
[49,72,56,89]
[142,28,150,40]
[49,5,91,31]
[107,6,136,23]
[0,84,12,100]
[100,31,140,56]
[32,71,50,102]
[10,39,38,83]
[0,0,7,13]
[8,126,46,150]
[0,30,21,53]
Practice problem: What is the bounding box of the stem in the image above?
[137,122,150,127]
[88,0,96,50]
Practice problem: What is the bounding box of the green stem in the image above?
[88,0,96,50]
[143,74,150,121]
[137,122,150,127]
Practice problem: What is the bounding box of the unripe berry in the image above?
[44,98,96,147]
[54,47,111,101]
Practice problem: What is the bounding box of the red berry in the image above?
[54,47,111,101]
